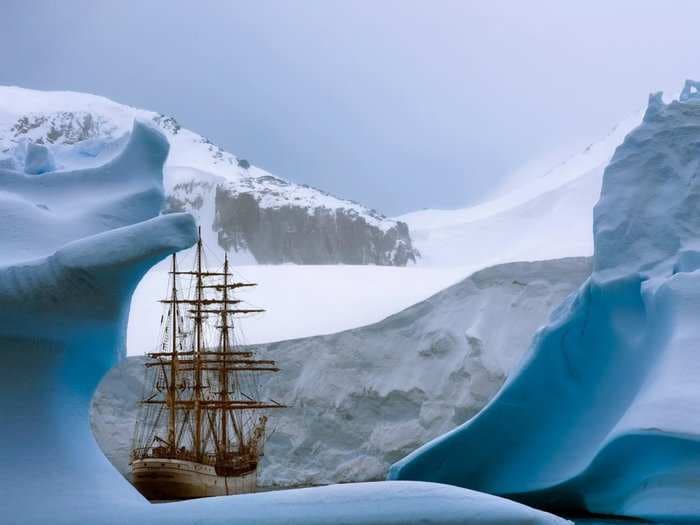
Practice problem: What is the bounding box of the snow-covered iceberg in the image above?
[0,119,566,524]
[389,82,700,522]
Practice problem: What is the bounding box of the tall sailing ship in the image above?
[130,230,284,500]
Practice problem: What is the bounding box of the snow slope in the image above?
[128,263,468,353]
[0,114,568,525]
[390,81,700,522]
[399,112,643,267]
[94,257,591,487]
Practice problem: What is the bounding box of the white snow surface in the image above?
[128,263,468,354]
[155,482,571,525]
[399,112,644,267]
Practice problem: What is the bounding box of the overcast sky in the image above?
[3,1,700,215]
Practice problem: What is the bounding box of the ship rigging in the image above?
[130,229,284,499]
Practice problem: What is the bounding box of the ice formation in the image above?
[389,83,700,522]
[23,141,56,174]
[93,257,591,487]
[0,119,566,524]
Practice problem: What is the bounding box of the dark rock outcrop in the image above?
[213,187,417,265]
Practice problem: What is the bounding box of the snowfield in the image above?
[399,112,643,267]
[128,263,469,353]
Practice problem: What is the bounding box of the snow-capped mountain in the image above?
[0,86,417,266]
[398,111,644,268]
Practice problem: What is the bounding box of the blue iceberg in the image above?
[389,82,700,522]
[0,120,567,524]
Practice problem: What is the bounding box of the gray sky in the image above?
[3,1,700,215]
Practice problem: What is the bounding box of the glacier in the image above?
[0,118,567,524]
[389,83,700,522]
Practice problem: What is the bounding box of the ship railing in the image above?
[131,446,207,464]
[131,447,261,470]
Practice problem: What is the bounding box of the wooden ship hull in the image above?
[132,458,257,500]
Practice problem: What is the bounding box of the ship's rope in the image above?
[133,240,281,464]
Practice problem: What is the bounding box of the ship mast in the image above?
[167,253,179,452]
[134,229,286,478]
[194,228,204,459]
[220,254,230,458]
